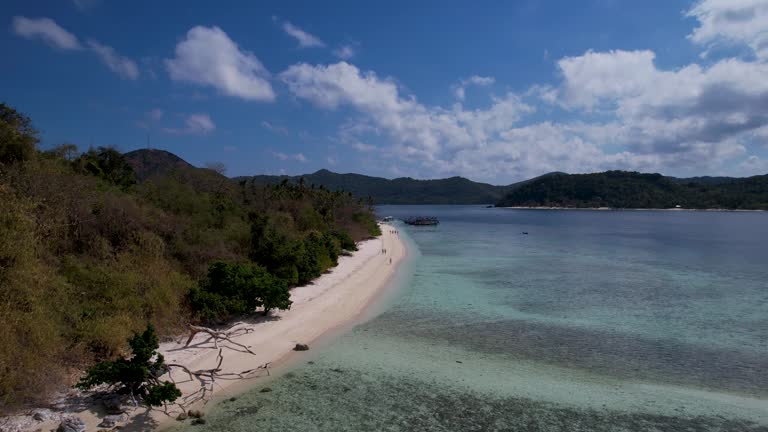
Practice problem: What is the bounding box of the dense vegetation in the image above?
[496,171,768,209]
[76,325,181,407]
[244,169,519,204]
[0,103,380,408]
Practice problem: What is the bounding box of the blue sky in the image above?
[4,0,768,183]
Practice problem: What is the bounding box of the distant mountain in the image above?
[124,149,232,194]
[124,149,196,181]
[240,169,518,204]
[668,176,741,185]
[124,150,767,208]
[496,171,768,209]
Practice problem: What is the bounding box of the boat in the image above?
[403,217,439,226]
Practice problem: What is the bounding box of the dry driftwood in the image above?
[164,324,270,408]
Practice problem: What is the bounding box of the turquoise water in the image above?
[184,206,768,431]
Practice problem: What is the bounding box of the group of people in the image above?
[381,226,399,264]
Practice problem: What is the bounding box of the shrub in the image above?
[76,325,181,406]
[189,261,291,322]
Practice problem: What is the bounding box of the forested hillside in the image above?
[244,170,515,204]
[496,171,768,209]
[0,104,380,408]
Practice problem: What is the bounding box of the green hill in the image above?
[496,171,768,209]
[241,170,530,204]
[0,104,381,407]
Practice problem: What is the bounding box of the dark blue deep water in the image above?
[182,206,768,431]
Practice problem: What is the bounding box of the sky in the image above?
[3,0,768,184]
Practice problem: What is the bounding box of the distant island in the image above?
[495,171,768,210]
[238,170,563,205]
[241,168,768,210]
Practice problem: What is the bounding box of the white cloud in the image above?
[739,155,768,173]
[281,62,538,176]
[453,75,495,100]
[12,16,81,50]
[72,0,100,10]
[352,142,377,152]
[282,21,325,48]
[280,56,768,181]
[687,0,768,60]
[261,121,289,135]
[333,44,356,59]
[326,156,338,165]
[165,26,275,101]
[273,151,307,162]
[147,108,164,121]
[87,39,139,80]
[163,113,216,135]
[277,3,768,182]
[137,108,164,129]
[556,49,768,156]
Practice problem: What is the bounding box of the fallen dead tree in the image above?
[164,324,271,408]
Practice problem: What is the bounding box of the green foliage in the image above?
[245,169,515,204]
[353,212,382,238]
[189,262,291,322]
[0,103,38,164]
[73,147,136,190]
[496,171,768,209]
[76,325,180,406]
[0,103,381,408]
[333,230,357,251]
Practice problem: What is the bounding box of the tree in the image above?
[44,143,79,160]
[76,325,181,407]
[189,261,292,322]
[0,103,39,164]
[73,146,136,189]
[205,161,227,175]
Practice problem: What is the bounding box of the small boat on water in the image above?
[403,216,439,226]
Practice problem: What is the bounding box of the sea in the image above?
[181,206,768,431]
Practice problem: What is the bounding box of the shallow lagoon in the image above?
[185,206,768,431]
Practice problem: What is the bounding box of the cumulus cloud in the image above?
[12,16,81,50]
[275,2,768,181]
[72,0,100,11]
[687,0,768,59]
[163,113,216,135]
[556,49,768,156]
[147,108,164,121]
[87,39,139,79]
[261,120,289,135]
[137,108,164,129]
[282,21,325,48]
[739,155,768,173]
[165,26,275,101]
[453,75,496,100]
[281,62,543,176]
[273,151,307,162]
[333,44,356,59]
[281,51,768,181]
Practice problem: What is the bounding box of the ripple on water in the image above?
[191,365,768,432]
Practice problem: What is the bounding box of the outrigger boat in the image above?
[403,216,439,226]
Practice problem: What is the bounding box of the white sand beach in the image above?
[12,224,406,432]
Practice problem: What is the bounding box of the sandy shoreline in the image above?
[9,224,406,432]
